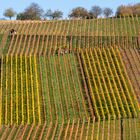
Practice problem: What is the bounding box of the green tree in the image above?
[52,10,63,19]
[44,9,63,20]
[16,13,27,20]
[3,8,16,20]
[44,9,53,19]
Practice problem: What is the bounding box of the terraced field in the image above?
[0,16,140,36]
[120,48,140,105]
[0,34,139,56]
[0,16,140,139]
[0,15,139,56]
[0,118,140,140]
[79,47,139,120]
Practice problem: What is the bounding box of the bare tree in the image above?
[24,3,44,19]
[3,8,16,20]
[69,7,89,19]
[90,5,102,18]
[17,3,44,20]
[103,8,113,18]
[132,3,140,16]
[116,5,133,17]
[116,3,140,17]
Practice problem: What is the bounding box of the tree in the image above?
[132,3,140,16]
[17,3,44,20]
[44,9,63,20]
[16,13,27,20]
[90,6,102,18]
[44,9,53,19]
[69,7,89,19]
[3,8,16,20]
[115,3,140,17]
[24,3,44,19]
[116,5,133,17]
[103,8,113,17]
[52,10,63,19]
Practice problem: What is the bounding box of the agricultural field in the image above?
[0,16,140,139]
[0,16,139,57]
[0,16,140,36]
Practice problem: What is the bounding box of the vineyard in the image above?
[0,16,140,139]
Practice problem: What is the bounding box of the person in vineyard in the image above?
[9,29,17,35]
[60,47,68,55]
